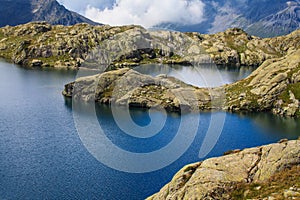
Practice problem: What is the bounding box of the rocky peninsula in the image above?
[147,139,300,200]
[63,47,300,117]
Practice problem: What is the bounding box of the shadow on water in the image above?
[237,111,300,138]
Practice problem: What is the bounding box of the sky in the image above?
[59,0,205,28]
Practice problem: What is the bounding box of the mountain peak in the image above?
[0,0,100,27]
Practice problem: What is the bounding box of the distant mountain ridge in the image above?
[156,0,300,37]
[0,0,99,27]
[246,1,300,37]
[0,0,299,37]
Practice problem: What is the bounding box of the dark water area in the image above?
[0,61,299,199]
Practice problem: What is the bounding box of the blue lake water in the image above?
[0,61,299,199]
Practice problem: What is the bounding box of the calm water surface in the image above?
[0,61,299,200]
[135,63,255,87]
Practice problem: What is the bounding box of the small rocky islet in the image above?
[0,22,300,199]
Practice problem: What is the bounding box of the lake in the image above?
[0,61,299,199]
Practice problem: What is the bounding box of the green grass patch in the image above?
[280,82,300,103]
[0,30,4,39]
[225,36,247,54]
[230,165,300,199]
[225,77,260,110]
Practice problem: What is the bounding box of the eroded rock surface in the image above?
[0,22,209,69]
[147,140,300,200]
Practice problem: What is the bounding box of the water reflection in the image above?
[237,112,300,138]
[65,99,300,178]
[73,63,256,88]
[135,64,256,87]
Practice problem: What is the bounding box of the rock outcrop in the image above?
[63,68,215,112]
[224,48,300,117]
[1,22,299,69]
[1,23,299,116]
[0,22,209,69]
[147,139,300,200]
[196,28,300,66]
[0,22,138,68]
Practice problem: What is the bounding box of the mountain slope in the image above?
[246,1,300,37]
[156,0,300,38]
[0,0,99,27]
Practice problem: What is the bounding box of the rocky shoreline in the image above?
[1,22,299,116]
[147,139,300,200]
[0,22,210,68]
[63,48,300,117]
[62,68,215,112]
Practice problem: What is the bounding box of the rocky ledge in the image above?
[147,139,300,200]
[0,22,299,68]
[63,48,300,116]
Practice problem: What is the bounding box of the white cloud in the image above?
[84,0,205,28]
